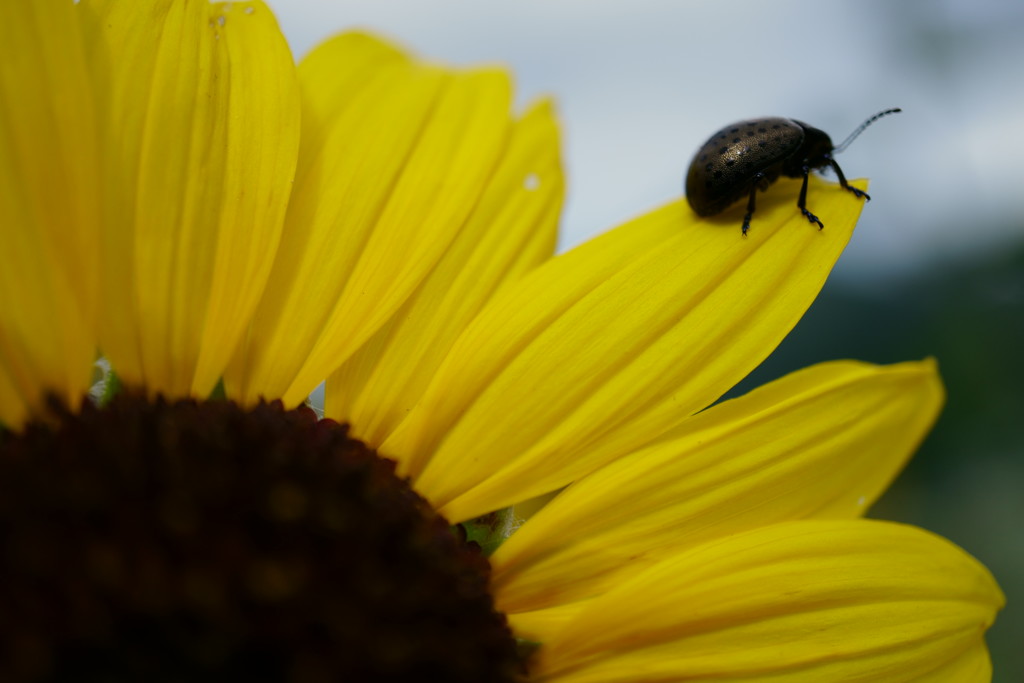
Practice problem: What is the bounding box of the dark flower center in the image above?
[0,395,522,682]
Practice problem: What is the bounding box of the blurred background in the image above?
[269,0,1023,677]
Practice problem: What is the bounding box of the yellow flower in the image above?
[0,1,1003,680]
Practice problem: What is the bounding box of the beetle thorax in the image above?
[780,121,835,177]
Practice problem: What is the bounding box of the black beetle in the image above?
[685,109,900,235]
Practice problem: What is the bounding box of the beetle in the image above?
[685,109,900,235]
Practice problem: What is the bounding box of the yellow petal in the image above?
[0,0,100,428]
[278,66,513,403]
[492,359,944,616]
[324,98,563,447]
[88,0,299,398]
[535,520,1003,682]
[225,33,446,403]
[294,31,411,144]
[226,34,516,407]
[506,603,584,644]
[385,175,865,521]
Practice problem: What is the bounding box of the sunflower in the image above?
[0,1,1003,681]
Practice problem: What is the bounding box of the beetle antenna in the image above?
[833,108,901,154]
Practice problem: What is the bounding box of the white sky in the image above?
[266,0,1024,285]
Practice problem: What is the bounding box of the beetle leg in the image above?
[827,155,871,201]
[798,166,824,230]
[741,172,765,236]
